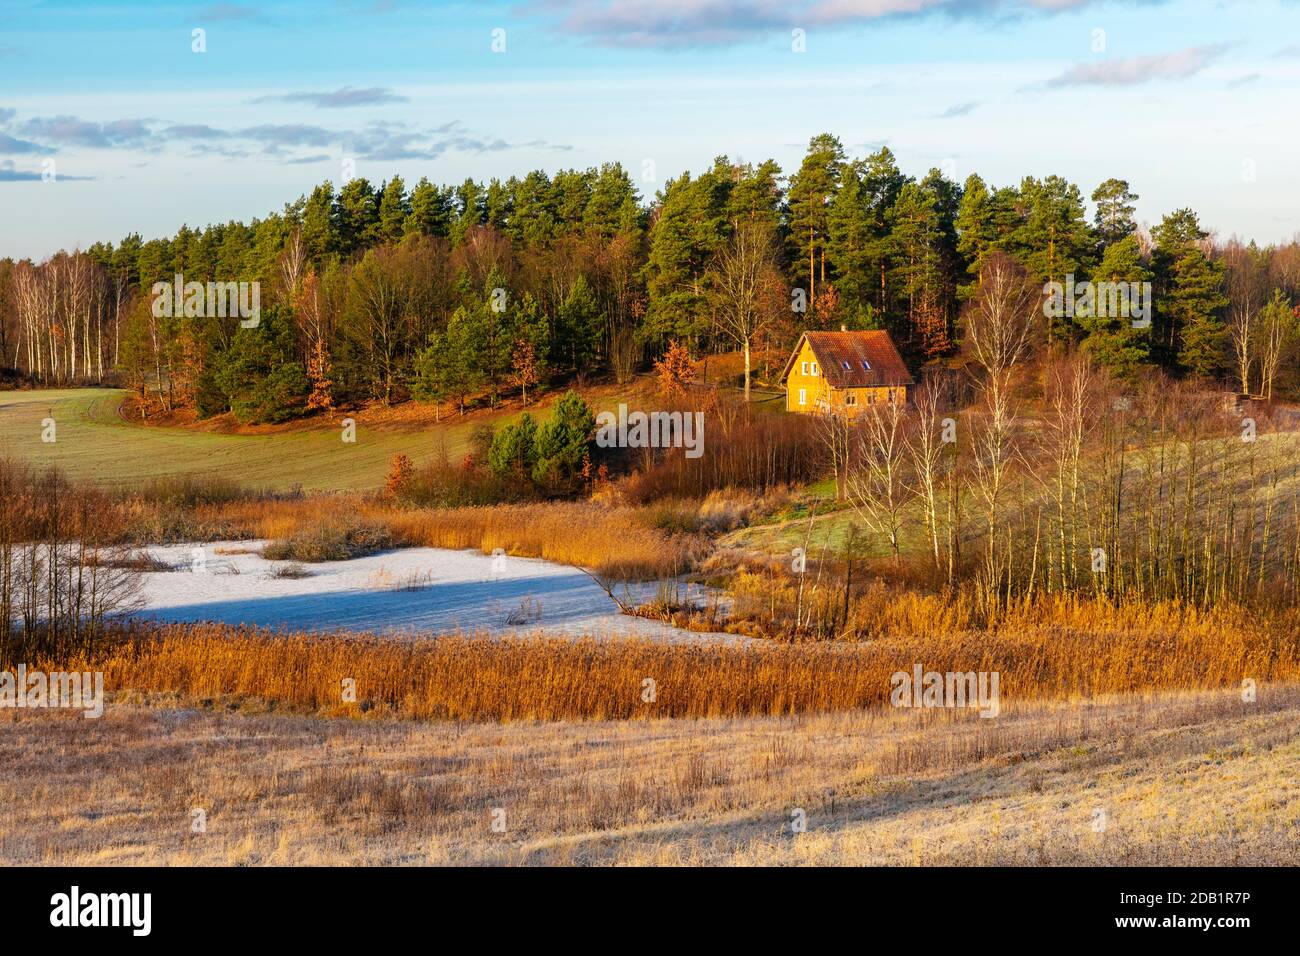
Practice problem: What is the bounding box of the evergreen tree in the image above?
[1011,175,1094,342]
[1078,235,1152,380]
[488,412,539,479]
[955,173,998,300]
[786,133,845,309]
[554,275,601,378]
[643,168,728,345]
[1153,209,1229,376]
[827,160,876,321]
[301,182,336,266]
[861,147,908,314]
[335,178,379,257]
[377,176,409,244]
[1091,178,1138,247]
[404,177,453,239]
[212,306,309,424]
[508,171,557,246]
[411,304,488,416]
[451,179,483,246]
[532,391,595,486]
[584,162,641,240]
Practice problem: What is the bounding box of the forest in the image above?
[3,133,1298,420]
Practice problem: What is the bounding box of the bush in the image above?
[262,518,395,562]
[532,390,595,486]
[488,413,538,479]
[399,457,534,508]
[487,391,594,489]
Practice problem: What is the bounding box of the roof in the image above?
[780,330,915,389]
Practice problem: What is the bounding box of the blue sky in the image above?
[1,0,1298,258]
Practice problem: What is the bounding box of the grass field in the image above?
[4,684,1295,865]
[0,389,471,491]
[0,386,653,492]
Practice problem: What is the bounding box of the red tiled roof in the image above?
[781,331,914,388]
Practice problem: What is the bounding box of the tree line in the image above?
[2,133,1299,419]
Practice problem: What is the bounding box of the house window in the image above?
[861,359,872,371]
[811,363,819,375]
[798,388,807,406]
[845,393,857,406]
[800,361,809,375]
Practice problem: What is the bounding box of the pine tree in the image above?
[533,390,595,486]
[1154,209,1228,376]
[827,160,876,321]
[1091,178,1138,247]
[955,173,998,300]
[377,176,409,245]
[554,275,601,379]
[861,147,908,314]
[1011,175,1094,343]
[404,177,453,239]
[1078,235,1151,380]
[335,178,380,257]
[786,134,845,310]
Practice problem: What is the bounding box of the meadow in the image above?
[4,684,1295,865]
[0,386,643,493]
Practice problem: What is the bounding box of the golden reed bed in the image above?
[23,595,1300,722]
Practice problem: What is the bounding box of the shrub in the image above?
[532,390,595,487]
[262,518,395,562]
[488,413,538,479]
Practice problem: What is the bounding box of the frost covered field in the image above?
[132,542,740,644]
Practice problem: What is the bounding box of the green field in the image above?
[0,389,479,492]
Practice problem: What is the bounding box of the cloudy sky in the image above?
[1,0,1298,259]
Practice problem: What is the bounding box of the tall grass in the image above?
[116,494,699,579]
[20,601,1300,722]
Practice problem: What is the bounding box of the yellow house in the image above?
[780,329,914,416]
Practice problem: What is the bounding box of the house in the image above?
[779,328,914,415]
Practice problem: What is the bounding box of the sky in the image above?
[1,0,1298,259]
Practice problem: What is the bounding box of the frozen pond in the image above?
[132,542,744,644]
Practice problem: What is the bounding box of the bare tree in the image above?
[905,374,956,577]
[706,218,782,401]
[816,407,855,502]
[1258,289,1294,402]
[962,253,1038,607]
[1036,353,1103,592]
[847,400,914,565]
[1223,240,1267,395]
[279,227,307,300]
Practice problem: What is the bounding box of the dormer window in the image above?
[840,360,851,370]
[861,359,872,371]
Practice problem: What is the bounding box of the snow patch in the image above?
[132,542,744,645]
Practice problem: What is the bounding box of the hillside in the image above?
[0,381,654,492]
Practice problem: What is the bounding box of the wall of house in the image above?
[784,339,830,412]
[834,386,908,414]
